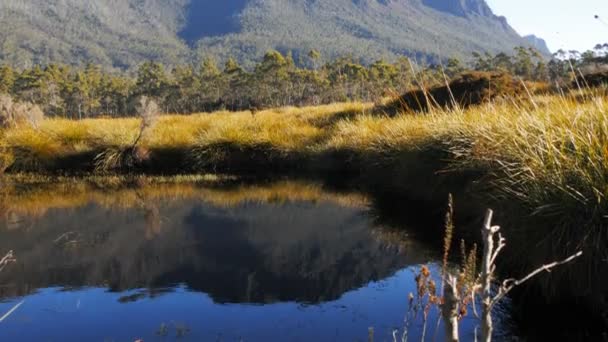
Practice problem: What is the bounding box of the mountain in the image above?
[0,0,542,69]
[524,35,552,55]
[0,191,428,303]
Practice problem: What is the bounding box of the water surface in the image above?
[0,179,509,341]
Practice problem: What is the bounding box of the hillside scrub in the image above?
[0,47,553,118]
[577,70,608,88]
[0,0,537,69]
[381,71,526,113]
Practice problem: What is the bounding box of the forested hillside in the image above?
[0,0,545,69]
[0,46,567,118]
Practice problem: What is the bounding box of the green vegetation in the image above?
[0,47,552,118]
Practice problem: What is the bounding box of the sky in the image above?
[486,0,608,53]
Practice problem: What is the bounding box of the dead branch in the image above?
[0,250,15,272]
[491,251,583,308]
[478,208,582,342]
[442,275,460,342]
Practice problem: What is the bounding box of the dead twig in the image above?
[477,209,582,342]
[437,199,583,342]
[0,250,15,272]
[491,251,583,308]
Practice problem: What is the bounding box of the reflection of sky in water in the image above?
[0,267,485,342]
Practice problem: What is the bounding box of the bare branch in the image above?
[480,210,497,342]
[489,233,506,266]
[482,209,494,231]
[0,251,15,272]
[442,274,460,342]
[491,251,583,306]
[470,284,481,319]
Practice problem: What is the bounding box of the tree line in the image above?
[0,45,604,118]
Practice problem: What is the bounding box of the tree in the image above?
[166,65,199,113]
[135,62,171,104]
[326,57,369,101]
[445,58,465,79]
[13,65,45,104]
[369,60,399,100]
[513,47,533,79]
[65,71,92,119]
[99,75,132,117]
[40,63,69,116]
[222,57,247,109]
[198,57,222,110]
[0,65,15,94]
[308,49,321,69]
[491,53,513,73]
[472,52,494,71]
[254,50,291,107]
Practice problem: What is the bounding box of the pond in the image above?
[0,179,513,341]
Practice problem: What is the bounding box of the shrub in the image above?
[0,94,44,128]
[576,70,608,88]
[94,96,159,172]
[383,71,525,114]
[0,149,13,173]
[0,94,14,128]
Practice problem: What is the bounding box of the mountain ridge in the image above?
[524,35,551,55]
[0,0,547,69]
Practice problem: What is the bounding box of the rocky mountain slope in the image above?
[0,0,545,69]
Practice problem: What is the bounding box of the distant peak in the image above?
[524,35,552,55]
[421,0,494,17]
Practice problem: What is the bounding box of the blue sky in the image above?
[486,0,608,53]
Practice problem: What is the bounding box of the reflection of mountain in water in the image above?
[0,194,430,304]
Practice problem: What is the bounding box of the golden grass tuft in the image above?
[448,95,608,213]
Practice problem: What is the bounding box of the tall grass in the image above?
[326,93,608,222]
[449,95,608,220]
[0,103,369,169]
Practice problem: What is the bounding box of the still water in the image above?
[0,179,510,341]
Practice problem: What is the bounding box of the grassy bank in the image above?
[1,94,607,220]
